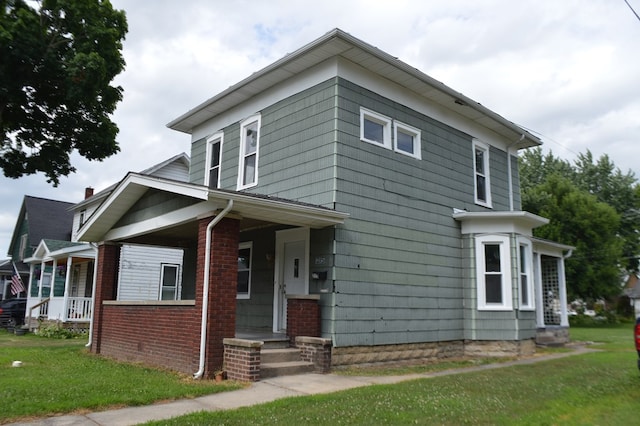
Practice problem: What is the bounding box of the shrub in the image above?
[35,323,86,339]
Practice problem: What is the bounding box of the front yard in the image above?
[1,324,638,425]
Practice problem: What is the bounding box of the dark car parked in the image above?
[635,317,640,371]
[0,298,27,328]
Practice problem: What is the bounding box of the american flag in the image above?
[11,263,26,295]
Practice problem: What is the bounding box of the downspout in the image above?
[86,243,99,348]
[507,134,525,211]
[193,199,234,379]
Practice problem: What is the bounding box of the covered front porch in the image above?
[77,174,348,380]
[24,240,96,328]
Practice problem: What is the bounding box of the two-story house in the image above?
[77,29,572,380]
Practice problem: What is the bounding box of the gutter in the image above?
[193,199,234,379]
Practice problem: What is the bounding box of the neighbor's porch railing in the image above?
[65,297,92,322]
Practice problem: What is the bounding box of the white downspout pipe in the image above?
[194,199,234,379]
[507,134,525,211]
[86,243,99,348]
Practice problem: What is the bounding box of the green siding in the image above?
[115,189,200,227]
[189,137,207,184]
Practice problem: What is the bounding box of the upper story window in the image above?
[237,242,252,299]
[475,234,512,311]
[238,115,261,189]
[394,121,421,159]
[79,209,86,229]
[19,234,28,260]
[518,238,535,310]
[360,108,392,149]
[205,133,223,189]
[473,140,492,208]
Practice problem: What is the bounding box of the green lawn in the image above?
[2,325,638,425]
[148,324,640,425]
[0,330,242,423]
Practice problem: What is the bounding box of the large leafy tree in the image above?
[0,0,127,185]
[520,148,639,300]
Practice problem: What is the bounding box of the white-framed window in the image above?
[79,209,86,229]
[475,234,512,310]
[394,121,421,159]
[237,242,252,299]
[518,238,535,310]
[360,107,392,149]
[473,140,492,208]
[159,263,180,301]
[237,115,261,189]
[19,234,28,260]
[205,132,223,188]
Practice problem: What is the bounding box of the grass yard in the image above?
[147,323,640,425]
[2,324,638,425]
[0,330,242,424]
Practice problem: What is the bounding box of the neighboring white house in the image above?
[23,153,191,327]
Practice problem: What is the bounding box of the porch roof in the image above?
[24,239,94,263]
[76,173,349,243]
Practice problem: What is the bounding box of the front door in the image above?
[273,228,309,332]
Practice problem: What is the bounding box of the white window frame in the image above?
[393,121,421,159]
[517,238,535,310]
[205,132,223,188]
[159,263,180,301]
[473,140,492,208]
[237,115,261,189]
[360,107,392,149]
[237,242,252,300]
[475,234,512,311]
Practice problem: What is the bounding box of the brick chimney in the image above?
[85,187,94,199]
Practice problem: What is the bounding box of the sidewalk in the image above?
[9,346,594,426]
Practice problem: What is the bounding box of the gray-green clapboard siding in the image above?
[182,76,529,346]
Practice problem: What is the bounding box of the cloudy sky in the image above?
[2,0,640,257]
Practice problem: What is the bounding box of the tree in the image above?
[524,175,623,300]
[0,0,128,185]
[573,150,640,273]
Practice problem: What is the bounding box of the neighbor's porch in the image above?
[24,240,96,329]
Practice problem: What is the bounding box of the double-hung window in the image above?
[394,121,421,159]
[238,115,260,189]
[475,235,512,310]
[518,238,535,310]
[237,242,252,299]
[360,108,392,149]
[159,264,180,300]
[473,140,492,207]
[205,133,223,188]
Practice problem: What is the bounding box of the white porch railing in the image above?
[66,297,92,322]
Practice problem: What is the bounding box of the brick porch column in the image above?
[196,216,239,378]
[91,242,120,354]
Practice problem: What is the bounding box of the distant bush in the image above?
[35,323,87,339]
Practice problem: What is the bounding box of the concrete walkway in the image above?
[9,346,594,426]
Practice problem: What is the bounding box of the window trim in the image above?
[517,237,535,310]
[237,115,261,190]
[473,140,492,208]
[205,132,223,188]
[393,120,421,159]
[159,263,180,301]
[360,107,392,149]
[475,234,512,311]
[237,241,252,300]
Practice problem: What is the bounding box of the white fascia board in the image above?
[453,210,549,235]
[532,238,575,257]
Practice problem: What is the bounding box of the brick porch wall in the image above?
[90,216,239,379]
[286,295,320,345]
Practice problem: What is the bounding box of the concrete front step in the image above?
[261,348,302,364]
[262,338,291,349]
[260,360,315,379]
